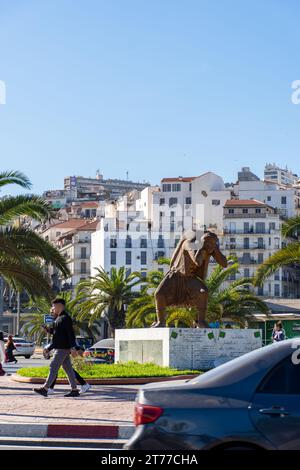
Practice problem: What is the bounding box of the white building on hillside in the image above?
[235,172,300,219]
[222,199,300,298]
[264,163,298,186]
[91,173,233,285]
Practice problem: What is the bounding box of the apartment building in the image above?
[39,219,98,292]
[222,199,300,298]
[264,163,298,186]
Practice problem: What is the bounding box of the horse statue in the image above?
[151,230,227,328]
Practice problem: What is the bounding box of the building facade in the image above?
[222,199,300,298]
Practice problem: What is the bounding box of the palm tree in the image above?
[255,215,300,287]
[21,292,100,344]
[126,270,164,328]
[74,267,143,336]
[0,171,70,299]
[127,258,268,328]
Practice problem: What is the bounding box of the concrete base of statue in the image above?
[115,327,262,370]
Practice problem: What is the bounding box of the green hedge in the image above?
[17,361,201,379]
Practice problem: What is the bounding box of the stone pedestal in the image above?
[115,328,262,370]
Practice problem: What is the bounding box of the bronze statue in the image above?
[151,230,227,328]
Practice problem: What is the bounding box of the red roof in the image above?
[161,176,196,183]
[224,199,266,207]
[78,202,99,208]
[49,219,97,230]
[77,220,98,231]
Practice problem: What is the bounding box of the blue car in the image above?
[125,339,300,450]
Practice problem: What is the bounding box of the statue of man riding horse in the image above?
[151,230,227,328]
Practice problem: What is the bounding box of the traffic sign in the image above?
[44,314,54,324]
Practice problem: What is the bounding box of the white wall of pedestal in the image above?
[115,328,262,370]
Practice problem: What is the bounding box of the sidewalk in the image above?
[0,375,136,439]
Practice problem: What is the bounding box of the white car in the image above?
[4,337,35,359]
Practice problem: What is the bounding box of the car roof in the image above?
[143,339,299,401]
[91,339,115,349]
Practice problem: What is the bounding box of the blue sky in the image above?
[1,0,300,195]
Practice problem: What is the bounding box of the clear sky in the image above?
[1,0,300,196]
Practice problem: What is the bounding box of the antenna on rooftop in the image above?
[126,171,129,181]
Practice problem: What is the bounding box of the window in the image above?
[281,196,287,205]
[256,222,265,233]
[80,262,87,274]
[258,253,264,264]
[275,284,280,296]
[185,197,192,205]
[158,235,164,248]
[257,238,264,249]
[126,268,131,278]
[81,247,87,259]
[110,238,117,248]
[244,269,250,277]
[244,222,250,233]
[125,235,132,248]
[267,196,271,201]
[269,222,275,231]
[212,200,220,206]
[257,356,300,394]
[157,251,165,258]
[110,251,116,265]
[244,238,249,249]
[141,251,147,265]
[174,236,180,247]
[257,286,264,296]
[56,232,61,237]
[274,271,280,281]
[125,251,131,265]
[229,208,234,214]
[169,197,178,207]
[242,208,248,214]
[189,183,192,191]
[172,183,181,192]
[141,270,147,279]
[162,184,171,192]
[255,208,261,214]
[159,198,165,206]
[140,237,147,248]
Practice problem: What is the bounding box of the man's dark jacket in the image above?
[49,311,76,350]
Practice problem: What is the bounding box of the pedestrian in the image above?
[33,298,80,398]
[5,335,17,363]
[47,344,91,395]
[0,332,6,376]
[272,321,285,342]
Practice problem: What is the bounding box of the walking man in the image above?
[33,298,79,397]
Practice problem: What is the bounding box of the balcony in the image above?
[238,258,258,265]
[224,213,267,219]
[223,228,274,235]
[225,243,266,250]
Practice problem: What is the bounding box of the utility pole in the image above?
[0,277,4,331]
[16,291,20,336]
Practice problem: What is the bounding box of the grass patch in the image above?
[17,361,201,379]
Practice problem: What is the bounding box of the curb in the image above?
[11,373,197,385]
[0,422,134,440]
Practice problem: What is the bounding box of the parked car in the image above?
[4,337,35,359]
[83,338,115,364]
[125,339,300,450]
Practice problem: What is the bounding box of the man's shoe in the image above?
[47,388,55,395]
[33,387,48,397]
[80,383,91,393]
[64,389,80,397]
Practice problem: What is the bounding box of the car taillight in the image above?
[134,404,163,426]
